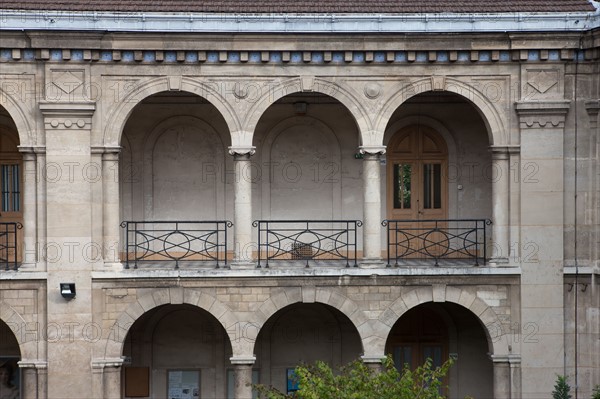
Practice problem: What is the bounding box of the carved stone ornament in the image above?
[363,82,382,99]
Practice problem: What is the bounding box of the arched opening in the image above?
[385,302,493,399]
[119,91,232,268]
[254,303,362,394]
[0,319,22,398]
[252,93,363,266]
[122,304,233,399]
[384,92,492,265]
[0,106,22,269]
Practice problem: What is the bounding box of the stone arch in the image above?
[103,288,242,359]
[0,301,36,360]
[252,287,386,358]
[102,76,240,147]
[0,88,33,146]
[241,77,371,148]
[379,286,510,357]
[375,77,507,147]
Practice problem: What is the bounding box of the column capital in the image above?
[489,145,520,155]
[514,100,570,116]
[360,355,385,364]
[229,355,256,365]
[91,357,125,369]
[515,100,570,129]
[584,99,600,117]
[359,145,386,155]
[18,360,47,369]
[92,145,122,156]
[39,101,96,116]
[229,146,256,157]
[489,354,521,364]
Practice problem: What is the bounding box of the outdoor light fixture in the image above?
[60,283,76,300]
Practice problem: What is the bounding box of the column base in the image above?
[104,262,124,271]
[17,262,38,271]
[359,258,386,268]
[488,257,510,267]
[230,261,256,270]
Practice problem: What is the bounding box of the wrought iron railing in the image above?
[120,221,232,269]
[383,219,491,266]
[0,222,21,271]
[253,220,362,267]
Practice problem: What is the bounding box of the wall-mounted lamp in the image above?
[60,283,76,300]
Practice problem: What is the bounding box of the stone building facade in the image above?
[0,1,599,398]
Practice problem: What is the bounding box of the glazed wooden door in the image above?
[387,125,448,259]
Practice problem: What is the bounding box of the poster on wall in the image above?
[167,370,200,399]
[0,357,20,399]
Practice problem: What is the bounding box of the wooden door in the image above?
[387,125,448,259]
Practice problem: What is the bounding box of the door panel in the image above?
[387,126,448,260]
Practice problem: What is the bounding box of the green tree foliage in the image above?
[552,375,572,399]
[254,356,454,399]
[592,385,600,399]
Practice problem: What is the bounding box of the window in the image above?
[1,164,20,213]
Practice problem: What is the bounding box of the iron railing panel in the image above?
[0,222,21,271]
[120,221,231,269]
[253,220,362,268]
[383,219,491,266]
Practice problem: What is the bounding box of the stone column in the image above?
[103,364,122,399]
[230,356,256,399]
[101,148,121,267]
[508,355,521,399]
[18,149,38,268]
[18,360,47,399]
[491,355,511,399]
[92,358,123,399]
[229,147,255,268]
[489,146,511,265]
[35,147,47,271]
[359,146,386,267]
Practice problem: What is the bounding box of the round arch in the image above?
[0,91,33,146]
[242,77,372,148]
[375,78,507,147]
[103,288,242,359]
[0,301,36,360]
[379,286,510,356]
[252,287,385,357]
[102,77,239,147]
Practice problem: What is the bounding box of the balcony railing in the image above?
[253,220,362,268]
[120,221,232,269]
[383,219,491,266]
[0,222,21,271]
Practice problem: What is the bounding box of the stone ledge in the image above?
[91,266,522,280]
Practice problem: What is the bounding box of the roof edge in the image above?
[0,9,599,33]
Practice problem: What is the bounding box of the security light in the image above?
[60,283,76,300]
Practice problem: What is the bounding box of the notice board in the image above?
[167,370,200,399]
